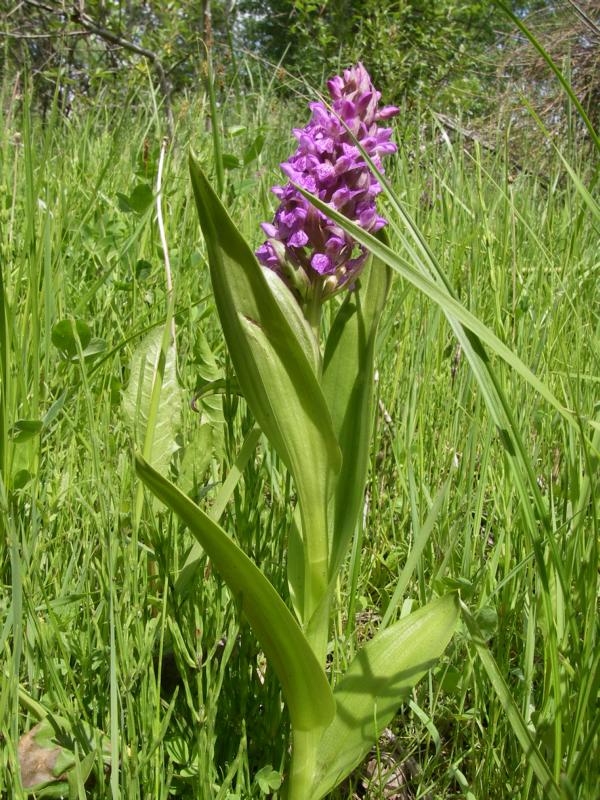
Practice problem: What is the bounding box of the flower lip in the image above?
[288,230,309,248]
[260,222,278,238]
[311,253,333,275]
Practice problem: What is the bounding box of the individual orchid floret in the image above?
[256,62,399,302]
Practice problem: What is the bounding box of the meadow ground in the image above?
[1,79,598,799]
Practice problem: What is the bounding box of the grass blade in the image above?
[297,184,574,428]
[461,602,562,800]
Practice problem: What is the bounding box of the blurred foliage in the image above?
[240,0,514,115]
[497,0,600,135]
[0,0,236,118]
[1,0,598,137]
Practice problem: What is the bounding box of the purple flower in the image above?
[256,63,399,298]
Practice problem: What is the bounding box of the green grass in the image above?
[0,72,598,799]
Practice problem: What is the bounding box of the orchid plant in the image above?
[136,64,459,799]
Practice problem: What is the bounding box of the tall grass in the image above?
[0,68,598,798]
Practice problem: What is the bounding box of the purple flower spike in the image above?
[256,63,399,300]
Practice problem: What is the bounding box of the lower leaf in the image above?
[135,456,335,733]
[312,593,459,799]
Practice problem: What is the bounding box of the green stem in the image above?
[286,507,331,798]
[289,280,329,799]
[300,503,330,660]
[287,728,322,800]
[304,281,323,343]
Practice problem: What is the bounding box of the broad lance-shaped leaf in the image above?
[135,455,335,732]
[312,594,459,799]
[190,156,341,622]
[289,250,390,623]
[123,326,182,476]
[322,248,391,581]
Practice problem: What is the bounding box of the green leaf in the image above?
[135,455,335,733]
[263,268,321,372]
[286,511,305,622]
[165,733,191,765]
[222,153,242,170]
[312,594,459,799]
[326,135,574,763]
[192,326,226,429]
[189,155,341,620]
[12,469,33,490]
[255,764,283,793]
[135,259,153,281]
[10,419,43,443]
[117,183,153,214]
[116,192,133,213]
[51,319,92,360]
[243,133,265,165]
[42,390,67,427]
[473,605,498,641]
[322,250,391,580]
[81,337,107,360]
[226,125,246,137]
[128,183,154,213]
[122,327,182,477]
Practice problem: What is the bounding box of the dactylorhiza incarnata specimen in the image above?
[256,62,399,303]
[137,60,459,800]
